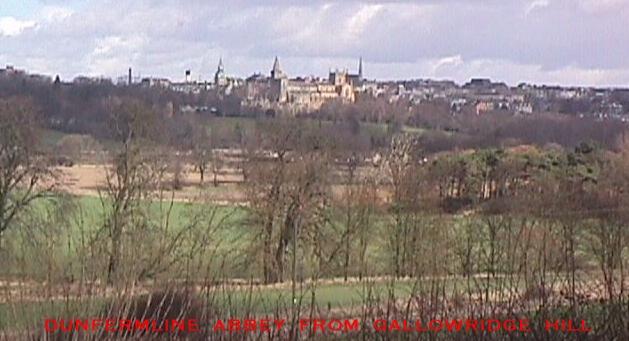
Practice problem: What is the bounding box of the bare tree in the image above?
[0,97,55,247]
[242,119,294,284]
[209,150,224,187]
[101,97,160,284]
[384,133,423,277]
[341,153,358,281]
[244,119,332,283]
[190,118,212,184]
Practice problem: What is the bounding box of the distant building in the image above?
[244,57,361,113]
[170,81,209,94]
[515,102,533,115]
[466,78,492,88]
[464,78,509,95]
[73,76,112,85]
[270,56,286,80]
[475,100,495,115]
[450,98,467,113]
[347,57,363,87]
[210,58,243,96]
[214,58,227,87]
[0,65,25,77]
[140,77,172,88]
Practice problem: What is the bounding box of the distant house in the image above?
[73,76,112,85]
[170,82,209,94]
[516,102,534,115]
[0,65,25,76]
[140,77,172,88]
[466,78,492,88]
[450,98,467,113]
[475,100,495,115]
[464,78,510,95]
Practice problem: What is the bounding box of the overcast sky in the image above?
[1,0,628,86]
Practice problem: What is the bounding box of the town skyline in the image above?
[1,0,629,87]
[5,56,629,91]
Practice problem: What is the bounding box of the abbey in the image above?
[243,57,364,113]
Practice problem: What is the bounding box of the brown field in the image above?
[57,164,247,204]
[56,162,391,205]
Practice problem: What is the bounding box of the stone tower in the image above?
[358,57,363,80]
[214,57,227,87]
[271,56,285,80]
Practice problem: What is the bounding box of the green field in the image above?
[0,189,434,331]
[0,279,422,330]
[2,190,407,279]
[0,194,249,278]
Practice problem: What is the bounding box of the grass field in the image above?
[2,188,495,287]
[2,189,404,277]
[0,279,422,330]
[0,188,425,331]
[0,194,250,278]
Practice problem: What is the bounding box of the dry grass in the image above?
[56,164,246,204]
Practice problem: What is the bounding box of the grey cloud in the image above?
[1,0,628,86]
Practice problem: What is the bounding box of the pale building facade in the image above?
[244,57,362,113]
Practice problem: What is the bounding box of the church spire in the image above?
[271,56,284,79]
[215,57,226,86]
[358,57,363,80]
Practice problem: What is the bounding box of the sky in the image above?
[1,0,628,87]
